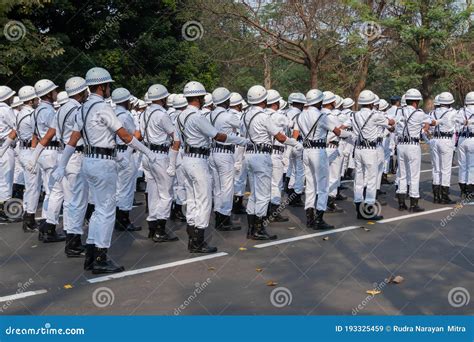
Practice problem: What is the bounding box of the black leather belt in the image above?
[212,142,235,154]
[184,145,210,158]
[397,137,420,144]
[272,145,284,153]
[84,146,117,159]
[116,144,128,152]
[148,143,170,153]
[433,132,453,139]
[45,140,61,150]
[460,132,474,138]
[376,137,383,145]
[327,141,339,148]
[19,140,32,148]
[303,139,326,149]
[75,145,84,153]
[246,143,272,154]
[356,140,378,149]
[296,136,304,142]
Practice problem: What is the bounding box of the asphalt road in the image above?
[0,151,472,316]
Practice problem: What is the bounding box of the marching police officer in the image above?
[457,92,474,198]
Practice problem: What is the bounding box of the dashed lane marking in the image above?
[0,289,48,303]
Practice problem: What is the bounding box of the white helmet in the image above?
[34,79,58,97]
[183,81,206,97]
[437,91,455,105]
[57,91,69,105]
[203,93,213,107]
[401,94,407,106]
[404,88,422,101]
[166,94,176,107]
[434,94,440,106]
[242,100,249,110]
[279,99,287,110]
[342,98,354,109]
[18,86,36,102]
[374,94,380,106]
[267,89,282,105]
[85,67,114,86]
[247,85,267,105]
[305,89,324,106]
[11,96,23,108]
[322,91,336,105]
[379,99,389,111]
[65,76,88,97]
[465,92,474,105]
[148,84,169,101]
[0,86,16,102]
[130,95,138,107]
[334,95,343,109]
[53,101,60,109]
[138,99,147,109]
[144,92,151,104]
[358,90,376,105]
[288,92,306,105]
[112,88,131,104]
[212,87,231,105]
[173,94,188,109]
[229,92,243,107]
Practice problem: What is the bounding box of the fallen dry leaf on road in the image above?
[288,226,296,230]
[239,247,247,251]
[322,236,329,241]
[256,268,263,272]
[366,289,381,296]
[266,281,278,286]
[363,227,371,232]
[387,275,404,284]
[367,221,375,225]
[63,284,73,289]
[208,267,216,271]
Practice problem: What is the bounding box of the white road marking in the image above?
[0,289,48,303]
[377,207,453,223]
[421,166,458,173]
[87,252,229,284]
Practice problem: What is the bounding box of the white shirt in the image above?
[0,102,15,140]
[327,108,344,142]
[140,104,175,145]
[386,105,399,120]
[241,105,279,145]
[14,105,35,141]
[395,105,430,139]
[176,105,218,148]
[52,99,83,146]
[115,105,136,145]
[210,106,240,145]
[347,107,389,142]
[430,107,457,134]
[74,94,122,148]
[295,106,335,141]
[32,101,56,140]
[457,105,474,134]
[266,108,289,147]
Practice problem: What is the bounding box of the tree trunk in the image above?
[353,53,370,103]
[309,63,318,88]
[263,53,272,89]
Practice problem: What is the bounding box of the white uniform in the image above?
[170,108,186,206]
[140,103,176,221]
[74,93,123,248]
[339,108,355,173]
[12,108,25,188]
[296,106,335,211]
[326,108,344,198]
[176,105,217,229]
[0,102,15,202]
[233,108,248,197]
[209,106,240,215]
[53,99,88,234]
[394,106,431,198]
[457,106,474,187]
[285,107,304,194]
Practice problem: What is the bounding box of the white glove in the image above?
[166,148,178,177]
[224,134,249,146]
[293,142,304,153]
[50,145,75,183]
[51,166,66,184]
[128,137,156,163]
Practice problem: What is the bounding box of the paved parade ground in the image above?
[0,152,472,316]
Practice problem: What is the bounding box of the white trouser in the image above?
[0,148,14,202]
[376,143,385,190]
[13,147,24,185]
[116,150,138,211]
[327,146,342,197]
[62,153,87,234]
[209,152,235,215]
[303,148,328,211]
[354,147,378,204]
[19,148,41,214]
[341,137,355,174]
[246,153,272,217]
[396,144,421,198]
[431,138,454,186]
[142,152,173,221]
[182,156,212,229]
[173,150,186,205]
[288,148,304,194]
[83,158,117,248]
[383,136,392,173]
[457,137,474,184]
[234,155,248,196]
[271,151,285,205]
[37,149,63,224]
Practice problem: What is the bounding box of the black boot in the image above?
[215,212,241,231]
[84,203,95,224]
[409,197,424,212]
[361,203,384,221]
[84,244,95,270]
[42,222,66,243]
[12,183,25,200]
[171,203,186,222]
[326,196,343,213]
[147,220,157,239]
[65,234,85,257]
[145,193,149,213]
[342,168,354,180]
[92,247,125,274]
[289,193,304,207]
[440,186,455,204]
[115,208,141,231]
[305,208,316,229]
[267,203,289,223]
[381,173,393,185]
[335,187,347,201]
[186,224,194,251]
[152,219,179,242]
[433,184,441,204]
[397,193,408,211]
[459,183,468,200]
[246,214,256,239]
[389,158,396,174]
[189,228,217,253]
[22,213,38,232]
[133,197,143,206]
[283,176,290,193]
[376,192,387,206]
[250,216,277,240]
[314,210,334,230]
[232,196,247,214]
